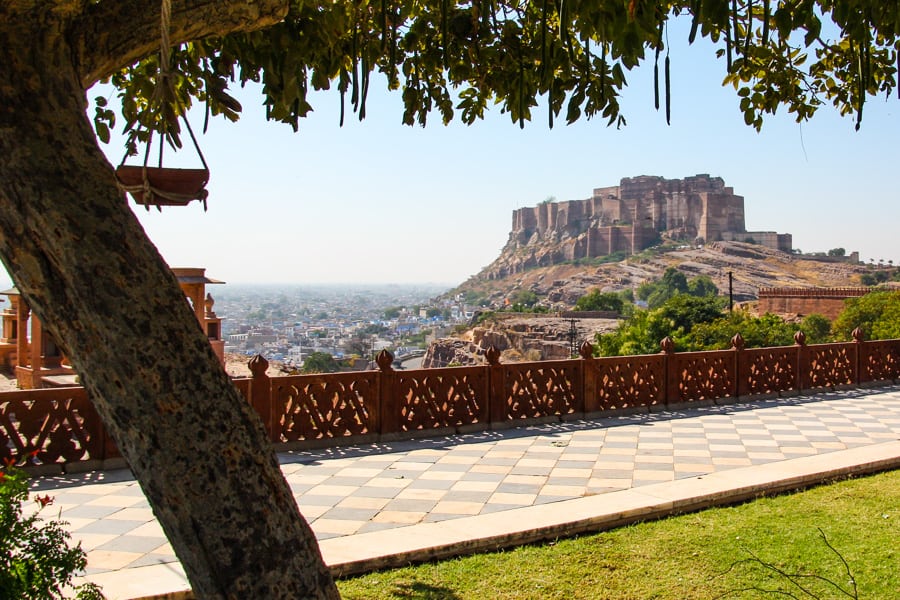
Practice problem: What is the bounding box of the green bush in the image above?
[0,462,104,600]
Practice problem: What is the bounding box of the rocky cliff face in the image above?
[422,316,620,367]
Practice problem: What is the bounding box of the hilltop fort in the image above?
[484,174,792,279]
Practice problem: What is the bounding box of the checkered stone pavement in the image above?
[30,387,900,577]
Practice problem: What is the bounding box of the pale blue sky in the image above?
[2,23,897,290]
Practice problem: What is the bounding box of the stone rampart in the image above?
[758,287,870,319]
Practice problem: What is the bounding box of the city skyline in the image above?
[1,22,896,290]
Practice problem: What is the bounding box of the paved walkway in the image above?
[29,386,900,599]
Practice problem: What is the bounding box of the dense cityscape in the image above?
[215,283,467,369]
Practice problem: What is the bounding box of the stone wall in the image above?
[721,231,793,252]
[758,287,870,320]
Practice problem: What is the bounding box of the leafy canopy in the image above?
[832,289,900,341]
[574,289,627,312]
[596,295,836,356]
[636,267,719,308]
[97,0,900,150]
[301,351,341,373]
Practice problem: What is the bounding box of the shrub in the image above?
[0,462,104,600]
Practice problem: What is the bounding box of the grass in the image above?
[337,469,900,599]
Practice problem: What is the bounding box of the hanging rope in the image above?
[155,0,172,111]
[115,0,210,211]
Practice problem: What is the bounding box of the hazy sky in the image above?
[2,21,897,290]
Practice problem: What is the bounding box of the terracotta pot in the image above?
[115,165,209,208]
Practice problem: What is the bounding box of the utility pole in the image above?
[567,318,579,356]
[728,271,734,313]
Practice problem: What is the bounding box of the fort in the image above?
[486,174,792,279]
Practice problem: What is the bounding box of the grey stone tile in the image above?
[553,460,596,469]
[592,469,634,479]
[426,462,472,472]
[477,457,519,466]
[495,483,541,495]
[124,553,179,570]
[708,450,751,459]
[478,503,521,515]
[381,499,438,513]
[76,519,147,536]
[672,442,714,450]
[288,483,315,494]
[350,486,403,499]
[96,535,169,554]
[355,521,402,534]
[405,479,456,490]
[439,491,493,504]
[421,513,465,523]
[459,471,506,482]
[62,505,122,520]
[602,441,638,448]
[534,495,570,505]
[316,476,374,487]
[509,466,553,476]
[545,477,592,487]
[674,471,713,478]
[320,507,379,521]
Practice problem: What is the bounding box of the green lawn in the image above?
[337,469,900,599]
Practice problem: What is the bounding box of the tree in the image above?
[301,351,341,374]
[686,310,803,350]
[832,290,900,341]
[597,294,725,355]
[574,289,625,312]
[510,289,540,307]
[1,1,896,598]
[688,275,719,298]
[828,247,846,257]
[638,267,718,308]
[801,313,832,344]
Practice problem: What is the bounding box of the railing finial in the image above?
[852,327,865,342]
[578,340,595,359]
[375,349,394,371]
[731,333,745,350]
[660,336,675,354]
[248,354,269,377]
[793,330,807,346]
[485,345,501,366]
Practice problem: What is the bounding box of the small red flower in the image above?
[34,494,54,508]
[2,456,14,467]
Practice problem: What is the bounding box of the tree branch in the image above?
[74,0,289,87]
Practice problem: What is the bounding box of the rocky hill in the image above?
[423,242,870,368]
[452,241,868,309]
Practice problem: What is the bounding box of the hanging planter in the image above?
[115,161,209,210]
[114,0,210,212]
[115,119,210,211]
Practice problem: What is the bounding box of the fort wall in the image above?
[758,287,870,320]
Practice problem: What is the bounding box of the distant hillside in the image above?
[425,242,869,368]
[450,241,868,309]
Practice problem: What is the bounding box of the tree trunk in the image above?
[0,3,339,598]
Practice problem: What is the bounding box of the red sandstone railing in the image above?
[3,329,900,471]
